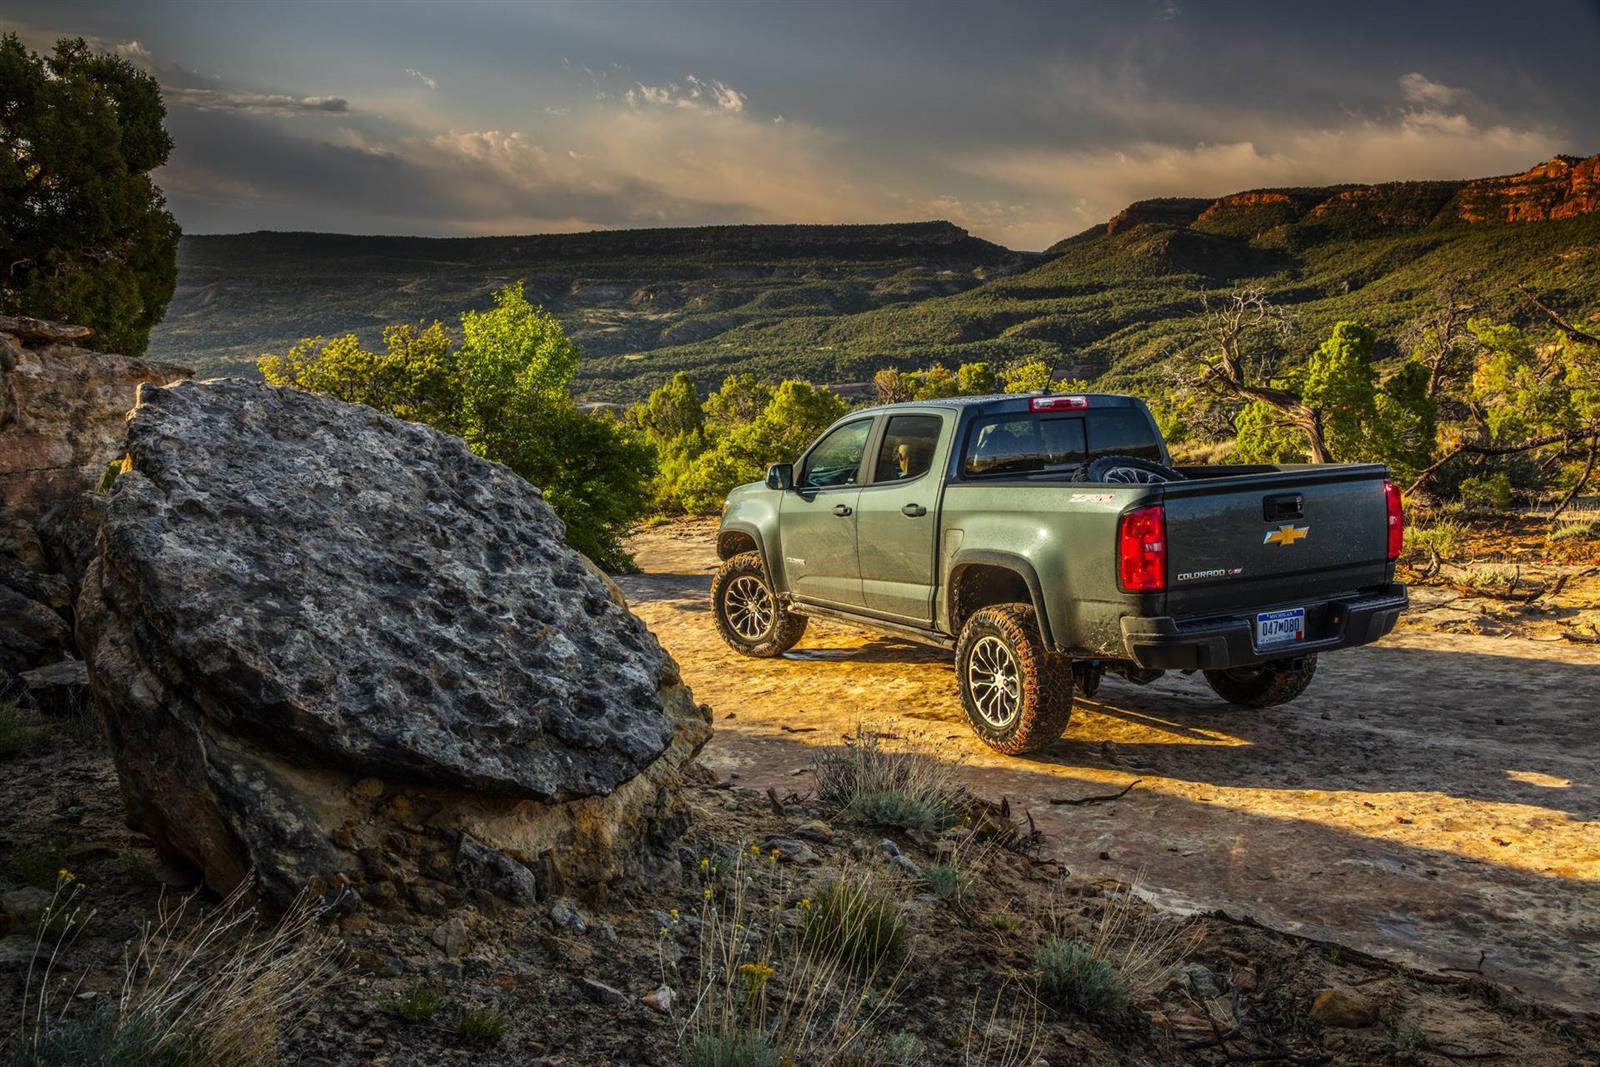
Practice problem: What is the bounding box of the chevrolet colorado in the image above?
[712,393,1407,754]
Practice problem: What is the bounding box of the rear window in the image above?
[963,415,1087,477]
[1087,409,1163,461]
[961,407,1162,477]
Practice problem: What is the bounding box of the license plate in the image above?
[1255,608,1305,648]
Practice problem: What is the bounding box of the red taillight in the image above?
[1118,504,1166,592]
[1384,480,1404,561]
[1030,395,1089,412]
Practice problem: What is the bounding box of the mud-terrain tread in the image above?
[710,552,807,658]
[954,603,1074,755]
[1203,655,1318,708]
[1073,454,1185,483]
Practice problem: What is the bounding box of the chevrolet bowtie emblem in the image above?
[1264,524,1310,546]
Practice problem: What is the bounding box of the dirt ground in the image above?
[619,520,1600,1014]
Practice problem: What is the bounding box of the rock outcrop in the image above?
[0,315,188,526]
[1074,154,1600,244]
[78,378,710,907]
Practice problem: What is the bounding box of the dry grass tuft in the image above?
[681,848,909,1066]
[10,877,340,1067]
[813,725,967,832]
[1034,877,1198,1019]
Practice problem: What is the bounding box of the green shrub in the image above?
[1404,519,1465,563]
[1550,520,1596,541]
[457,1007,507,1046]
[1033,938,1128,1017]
[814,727,964,832]
[921,863,972,903]
[685,1032,779,1067]
[804,875,906,968]
[260,284,653,570]
[1458,472,1514,511]
[388,981,443,1023]
[3,1009,185,1067]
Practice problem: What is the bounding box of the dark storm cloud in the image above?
[6,0,1598,247]
[165,88,349,114]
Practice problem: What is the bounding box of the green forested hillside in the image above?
[147,223,1035,383]
[146,158,1600,401]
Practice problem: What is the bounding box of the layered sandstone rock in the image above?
[78,378,710,907]
[0,315,188,526]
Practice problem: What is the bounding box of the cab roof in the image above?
[849,392,1143,417]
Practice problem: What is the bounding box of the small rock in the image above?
[349,778,385,802]
[0,887,53,920]
[642,985,674,1014]
[791,820,835,844]
[1233,968,1258,994]
[548,898,588,933]
[759,835,819,865]
[1184,963,1222,1000]
[430,916,468,958]
[455,833,538,906]
[577,977,628,1006]
[1310,987,1378,1029]
[19,659,88,717]
[877,840,923,879]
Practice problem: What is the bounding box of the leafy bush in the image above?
[0,35,180,356]
[1458,472,1514,511]
[261,284,653,569]
[1033,938,1127,1017]
[1404,520,1465,564]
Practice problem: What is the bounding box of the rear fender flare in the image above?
[945,550,1059,651]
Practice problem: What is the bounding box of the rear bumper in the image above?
[1119,583,1407,671]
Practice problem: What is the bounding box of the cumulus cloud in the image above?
[166,88,350,114]
[113,39,152,63]
[1399,72,1464,108]
[405,67,437,90]
[625,74,746,113]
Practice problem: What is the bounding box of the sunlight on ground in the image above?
[1505,770,1573,788]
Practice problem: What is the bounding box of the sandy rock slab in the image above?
[77,378,709,907]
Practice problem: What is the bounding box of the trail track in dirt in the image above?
[620,520,1600,1013]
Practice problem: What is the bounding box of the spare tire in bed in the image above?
[1074,455,1185,484]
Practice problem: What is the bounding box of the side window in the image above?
[1087,409,1162,461]
[963,415,1086,476]
[800,420,872,488]
[872,414,942,483]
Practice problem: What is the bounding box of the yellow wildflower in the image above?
[57,868,76,882]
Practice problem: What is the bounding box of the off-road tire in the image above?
[711,552,807,657]
[1074,454,1185,484]
[1202,655,1318,708]
[954,603,1075,755]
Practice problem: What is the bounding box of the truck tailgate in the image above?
[1159,465,1392,616]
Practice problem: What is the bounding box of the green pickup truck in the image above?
[712,393,1408,754]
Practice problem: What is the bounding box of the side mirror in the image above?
[765,463,794,491]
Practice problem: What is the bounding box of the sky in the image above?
[6,0,1600,250]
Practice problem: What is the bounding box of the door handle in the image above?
[901,503,927,517]
[832,503,853,517]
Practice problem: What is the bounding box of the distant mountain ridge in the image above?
[1070,154,1600,249]
[147,155,1600,400]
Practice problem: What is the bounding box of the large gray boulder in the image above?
[78,378,709,906]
